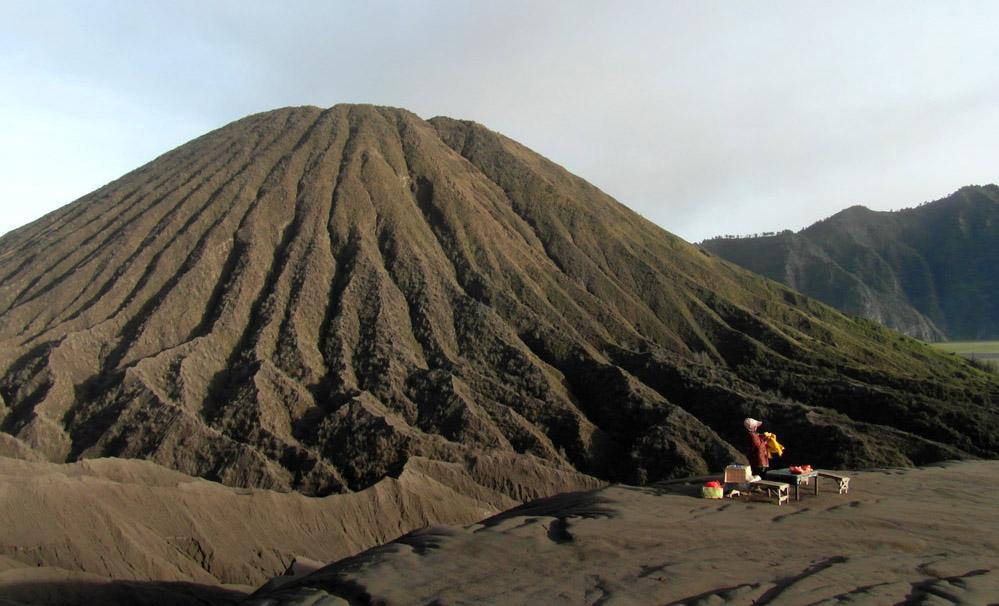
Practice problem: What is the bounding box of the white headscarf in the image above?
[744,418,762,432]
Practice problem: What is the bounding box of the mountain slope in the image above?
[1,105,996,501]
[701,185,999,341]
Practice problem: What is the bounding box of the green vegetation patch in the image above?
[931,341,999,354]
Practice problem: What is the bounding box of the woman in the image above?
[744,417,770,478]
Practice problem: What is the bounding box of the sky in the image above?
[2,1,998,242]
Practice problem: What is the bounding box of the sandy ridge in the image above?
[0,452,600,604]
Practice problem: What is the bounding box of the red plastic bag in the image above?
[704,480,722,488]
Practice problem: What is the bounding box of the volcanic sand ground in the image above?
[3,448,997,605]
[249,461,999,605]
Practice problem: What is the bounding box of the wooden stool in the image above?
[749,480,789,505]
[817,471,850,494]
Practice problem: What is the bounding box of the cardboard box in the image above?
[724,464,752,483]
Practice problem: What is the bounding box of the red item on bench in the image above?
[704,480,721,488]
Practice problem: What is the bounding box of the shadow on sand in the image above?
[616,474,724,499]
[0,578,247,606]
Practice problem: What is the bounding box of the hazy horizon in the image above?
[3,1,998,243]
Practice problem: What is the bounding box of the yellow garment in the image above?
[763,432,784,457]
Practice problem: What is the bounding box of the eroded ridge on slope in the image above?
[0,105,996,498]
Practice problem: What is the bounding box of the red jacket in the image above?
[747,431,771,468]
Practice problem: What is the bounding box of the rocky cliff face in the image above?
[702,186,999,342]
[1,105,996,499]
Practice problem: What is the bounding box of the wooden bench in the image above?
[816,471,850,494]
[748,480,789,506]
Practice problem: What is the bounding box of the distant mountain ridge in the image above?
[701,185,999,341]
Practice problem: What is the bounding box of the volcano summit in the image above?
[1,105,996,500]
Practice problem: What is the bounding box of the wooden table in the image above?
[765,468,819,500]
[816,470,850,494]
[748,480,789,506]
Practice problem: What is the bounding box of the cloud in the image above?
[1,1,997,241]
